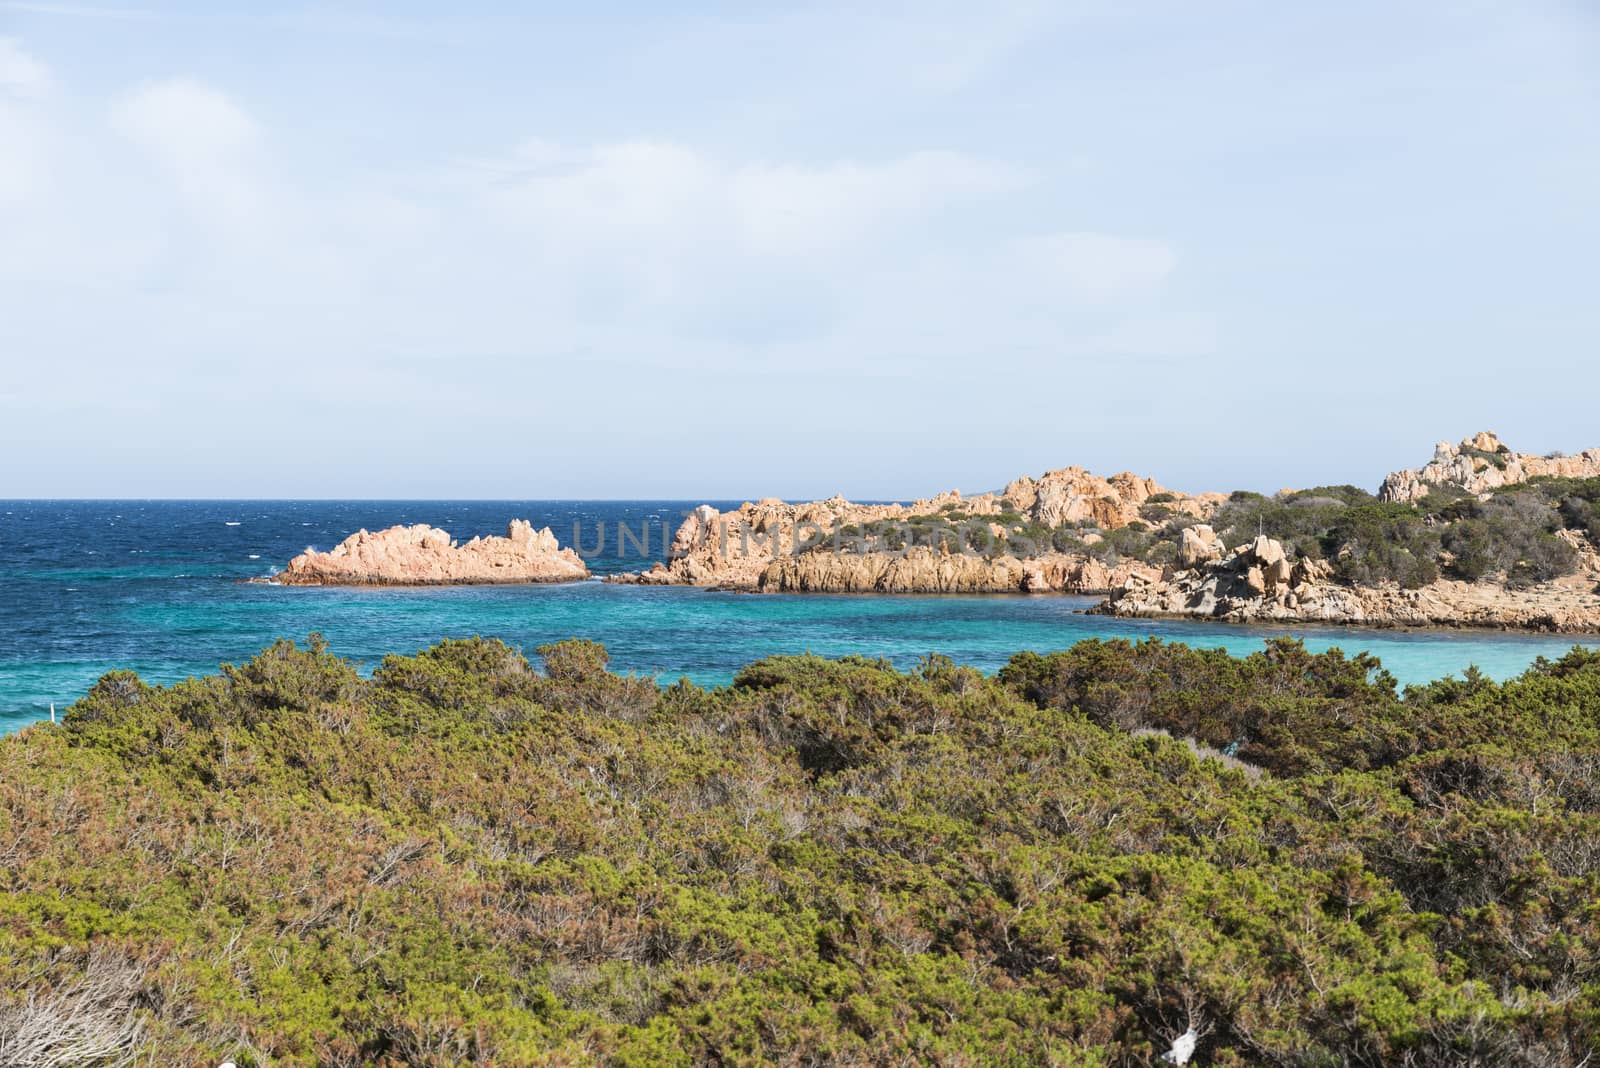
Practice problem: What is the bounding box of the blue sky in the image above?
[1,2,1596,499]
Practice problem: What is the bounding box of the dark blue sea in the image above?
[3,500,1595,734]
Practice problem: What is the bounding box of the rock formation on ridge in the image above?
[1379,431,1600,503]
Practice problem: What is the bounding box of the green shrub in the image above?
[1460,443,1510,470]
[539,637,612,680]
[1323,504,1441,588]
[9,637,1600,1063]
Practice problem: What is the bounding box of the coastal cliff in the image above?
[275,520,588,586]
[755,548,1157,594]
[614,464,1217,593]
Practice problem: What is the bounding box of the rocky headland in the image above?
[273,520,589,586]
[1093,431,1600,632]
[1098,527,1600,633]
[618,431,1600,632]
[1092,431,1600,632]
[612,465,1218,594]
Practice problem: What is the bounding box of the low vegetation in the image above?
[5,636,1600,1064]
[820,477,1600,591]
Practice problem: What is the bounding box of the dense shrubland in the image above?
[5,636,1600,1065]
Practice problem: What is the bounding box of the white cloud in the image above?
[0,37,53,99]
[472,141,1025,260]
[110,79,271,239]
[2,62,1200,432]
[433,139,1044,343]
[0,107,44,200]
[730,151,1028,255]
[480,139,717,248]
[0,40,54,203]
[112,78,259,158]
[1011,232,1179,303]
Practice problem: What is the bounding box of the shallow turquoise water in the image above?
[3,501,1595,734]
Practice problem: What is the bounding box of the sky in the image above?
[0,1,1596,499]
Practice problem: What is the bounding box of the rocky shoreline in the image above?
[268,520,589,586]
[758,549,1156,594]
[262,431,1600,633]
[611,545,1158,595]
[1096,531,1600,634]
[605,431,1600,632]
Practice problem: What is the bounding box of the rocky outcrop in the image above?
[1379,431,1600,503]
[612,463,1217,591]
[1016,554,1159,595]
[1096,535,1600,633]
[275,520,589,586]
[616,498,914,590]
[1000,468,1220,528]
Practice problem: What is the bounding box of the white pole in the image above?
[49,703,56,724]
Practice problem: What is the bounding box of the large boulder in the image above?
[1178,525,1224,569]
[1245,535,1286,569]
[1263,555,1295,588]
[1242,566,1267,595]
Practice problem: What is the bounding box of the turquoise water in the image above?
[3,501,1595,734]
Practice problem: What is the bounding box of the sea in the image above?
[3,500,1596,734]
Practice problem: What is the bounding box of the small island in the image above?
[273,519,589,586]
